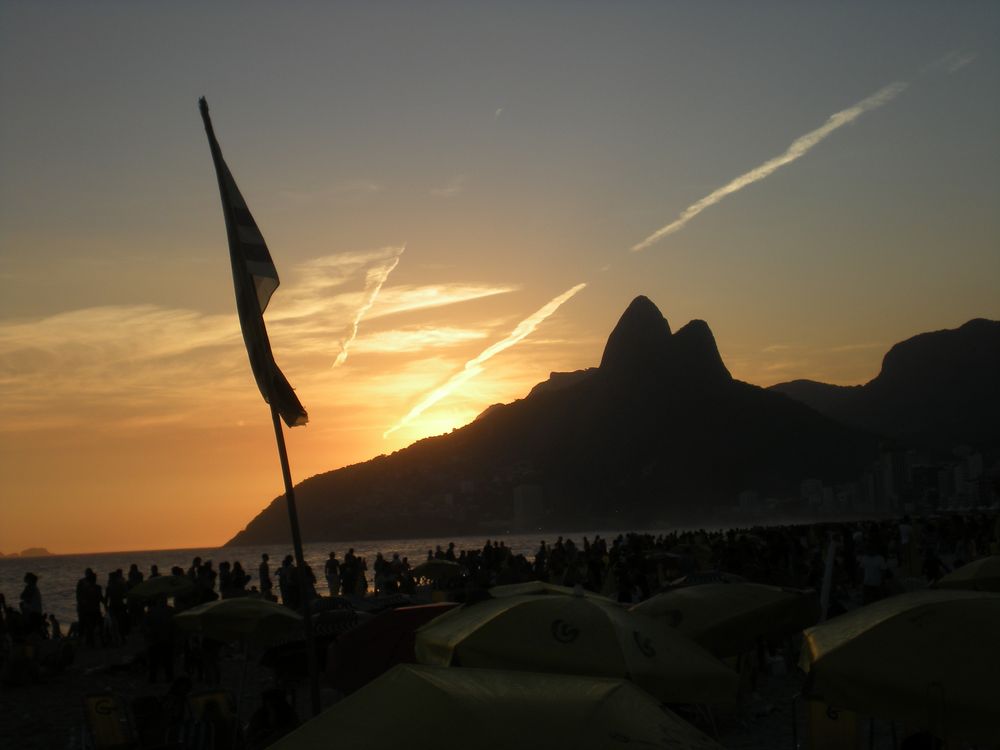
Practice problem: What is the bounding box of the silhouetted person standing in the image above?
[259,553,273,600]
[19,572,43,636]
[324,552,340,597]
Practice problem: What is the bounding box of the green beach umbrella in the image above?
[415,593,738,705]
[173,597,302,646]
[801,589,1000,744]
[266,664,725,750]
[632,582,819,657]
[488,580,615,602]
[933,555,1000,592]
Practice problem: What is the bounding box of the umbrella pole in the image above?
[233,641,248,749]
[270,406,322,717]
[790,695,797,750]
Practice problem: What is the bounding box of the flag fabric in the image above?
[199,97,308,427]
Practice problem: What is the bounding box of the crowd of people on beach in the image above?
[3,509,996,647]
[1,510,997,747]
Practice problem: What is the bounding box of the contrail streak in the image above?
[384,282,587,438]
[631,81,908,252]
[333,245,405,367]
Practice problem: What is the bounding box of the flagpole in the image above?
[269,404,322,717]
[198,97,320,716]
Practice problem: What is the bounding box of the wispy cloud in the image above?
[430,175,466,198]
[926,50,976,74]
[348,326,489,355]
[333,245,405,367]
[0,247,520,432]
[364,284,516,319]
[0,304,248,431]
[384,283,587,438]
[494,108,504,121]
[267,248,514,331]
[763,360,808,373]
[828,341,883,353]
[631,81,908,252]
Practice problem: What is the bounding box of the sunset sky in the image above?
[2,3,998,554]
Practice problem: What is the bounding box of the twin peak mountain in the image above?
[227,296,999,545]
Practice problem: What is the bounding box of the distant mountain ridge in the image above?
[226,296,880,546]
[769,318,1000,448]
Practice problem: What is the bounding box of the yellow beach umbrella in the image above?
[415,594,738,704]
[173,597,302,646]
[632,583,819,657]
[801,590,1000,744]
[489,580,615,602]
[933,555,1000,592]
[267,663,724,750]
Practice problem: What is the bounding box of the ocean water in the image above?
[0,529,636,626]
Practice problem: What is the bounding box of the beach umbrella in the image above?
[488,580,616,602]
[126,575,195,602]
[668,571,747,588]
[632,583,819,657]
[173,597,302,646]
[267,663,725,750]
[801,589,1000,744]
[642,549,682,562]
[326,602,458,694]
[411,558,462,582]
[933,555,1000,592]
[669,543,714,569]
[415,593,738,705]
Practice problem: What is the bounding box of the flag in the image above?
[199,97,308,427]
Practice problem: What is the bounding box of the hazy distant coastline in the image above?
[0,547,53,558]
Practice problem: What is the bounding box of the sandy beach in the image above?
[2,631,812,750]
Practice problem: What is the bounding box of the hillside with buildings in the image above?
[226,297,895,545]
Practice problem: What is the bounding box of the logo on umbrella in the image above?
[551,619,580,644]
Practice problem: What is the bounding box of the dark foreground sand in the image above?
[0,635,318,750]
[2,631,817,750]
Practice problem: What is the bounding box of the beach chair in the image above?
[82,693,137,750]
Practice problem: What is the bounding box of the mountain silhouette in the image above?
[226,296,877,545]
[769,319,1000,449]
